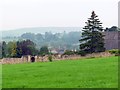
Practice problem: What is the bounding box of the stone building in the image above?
[104,31,119,50]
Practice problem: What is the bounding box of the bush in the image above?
[48,55,52,62]
[109,49,120,55]
[63,50,75,55]
[79,50,86,56]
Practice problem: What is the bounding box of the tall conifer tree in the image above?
[79,11,105,54]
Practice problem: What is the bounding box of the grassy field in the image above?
[2,56,118,88]
[0,64,2,89]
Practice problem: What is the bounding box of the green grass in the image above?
[2,56,118,88]
[0,64,2,89]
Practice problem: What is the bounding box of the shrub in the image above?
[109,49,120,56]
[79,50,86,56]
[48,55,52,62]
[63,50,75,55]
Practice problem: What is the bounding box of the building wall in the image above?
[104,31,119,50]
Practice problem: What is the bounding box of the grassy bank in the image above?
[2,56,118,88]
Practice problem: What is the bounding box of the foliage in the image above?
[105,26,119,32]
[1,40,37,58]
[39,46,49,56]
[79,50,86,56]
[2,27,119,51]
[79,11,105,55]
[21,33,35,41]
[2,41,7,58]
[19,31,81,50]
[11,42,17,57]
[16,41,22,58]
[17,40,36,56]
[63,50,75,55]
[7,41,17,57]
[109,49,120,55]
[48,55,52,62]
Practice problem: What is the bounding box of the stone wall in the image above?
[1,52,114,64]
[2,58,25,64]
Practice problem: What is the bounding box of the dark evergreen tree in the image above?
[2,41,7,58]
[79,11,105,54]
[16,41,22,58]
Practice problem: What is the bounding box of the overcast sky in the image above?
[0,0,119,31]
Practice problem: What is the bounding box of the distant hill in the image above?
[1,27,82,37]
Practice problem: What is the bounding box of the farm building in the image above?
[104,31,119,50]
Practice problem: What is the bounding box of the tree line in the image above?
[1,40,50,58]
[2,31,81,50]
[2,26,119,52]
[20,31,81,50]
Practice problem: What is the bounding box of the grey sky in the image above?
[0,0,119,31]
